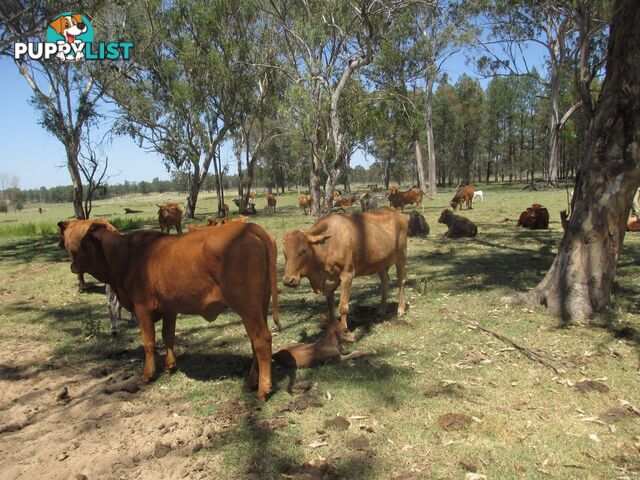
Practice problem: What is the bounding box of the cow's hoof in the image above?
[164,364,176,374]
[339,330,356,343]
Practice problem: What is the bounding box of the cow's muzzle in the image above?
[283,276,300,288]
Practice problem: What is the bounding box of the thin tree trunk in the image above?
[414,134,427,193]
[548,68,561,187]
[516,0,640,320]
[66,143,85,219]
[425,74,437,195]
[186,163,202,220]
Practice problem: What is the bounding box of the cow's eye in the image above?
[298,249,306,257]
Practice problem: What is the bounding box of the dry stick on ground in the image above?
[452,318,563,374]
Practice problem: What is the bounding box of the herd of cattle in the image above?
[55,185,569,399]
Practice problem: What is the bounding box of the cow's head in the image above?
[71,223,111,282]
[389,186,398,198]
[438,209,453,225]
[282,230,331,287]
[57,220,70,249]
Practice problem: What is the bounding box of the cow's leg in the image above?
[162,313,177,373]
[242,314,272,400]
[136,309,156,383]
[326,292,336,324]
[77,273,85,292]
[396,258,406,317]
[337,272,355,342]
[378,269,390,316]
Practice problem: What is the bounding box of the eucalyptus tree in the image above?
[265,0,421,213]
[108,0,262,218]
[513,0,640,320]
[0,1,123,219]
[476,0,609,187]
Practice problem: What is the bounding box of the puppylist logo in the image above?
[14,12,133,61]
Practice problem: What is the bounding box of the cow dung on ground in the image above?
[437,413,472,431]
[575,380,610,393]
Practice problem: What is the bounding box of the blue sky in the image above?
[0,41,547,190]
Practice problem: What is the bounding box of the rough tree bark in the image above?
[516,0,640,320]
[414,134,427,191]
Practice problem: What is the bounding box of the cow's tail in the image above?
[268,233,281,331]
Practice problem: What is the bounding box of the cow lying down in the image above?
[273,321,377,369]
[438,209,478,238]
[71,222,279,399]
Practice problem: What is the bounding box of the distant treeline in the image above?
[22,164,388,204]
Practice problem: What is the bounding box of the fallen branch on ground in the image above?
[452,318,563,374]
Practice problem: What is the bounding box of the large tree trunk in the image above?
[548,68,561,187]
[66,143,85,219]
[186,165,202,220]
[518,0,640,320]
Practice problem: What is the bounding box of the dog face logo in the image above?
[46,12,93,61]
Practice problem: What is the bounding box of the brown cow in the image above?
[517,204,549,229]
[438,209,478,238]
[272,321,377,369]
[282,207,408,342]
[157,202,183,234]
[70,222,280,400]
[57,218,118,291]
[388,186,423,212]
[299,194,312,215]
[266,194,277,213]
[450,185,475,210]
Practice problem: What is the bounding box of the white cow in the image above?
[473,190,484,202]
[106,284,137,335]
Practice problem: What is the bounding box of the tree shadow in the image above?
[0,235,64,265]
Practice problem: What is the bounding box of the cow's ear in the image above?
[307,233,331,245]
[57,220,68,232]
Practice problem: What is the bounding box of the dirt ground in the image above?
[0,327,228,480]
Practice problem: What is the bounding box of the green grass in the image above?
[0,184,638,479]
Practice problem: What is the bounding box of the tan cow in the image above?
[266,194,277,213]
[282,207,408,341]
[157,202,183,234]
[70,222,280,400]
[298,194,312,215]
[450,186,475,210]
[389,186,423,212]
[57,218,118,291]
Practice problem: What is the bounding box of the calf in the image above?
[283,207,408,341]
[71,222,280,400]
[450,186,475,210]
[272,321,377,369]
[407,210,430,237]
[266,194,277,213]
[299,194,312,215]
[57,218,118,292]
[517,204,549,229]
[438,209,478,238]
[388,186,423,212]
[157,202,183,234]
[106,283,137,336]
[627,219,640,232]
[473,190,484,202]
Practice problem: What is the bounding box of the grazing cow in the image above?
[157,202,183,234]
[359,192,388,212]
[38,207,42,214]
[57,218,118,292]
[71,222,280,399]
[388,186,424,212]
[299,194,312,215]
[473,190,484,202]
[407,210,430,237]
[266,194,277,213]
[272,321,377,369]
[517,204,549,229]
[450,186,475,210]
[106,283,137,336]
[283,207,408,341]
[438,209,478,238]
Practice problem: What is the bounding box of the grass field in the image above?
[0,185,638,480]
